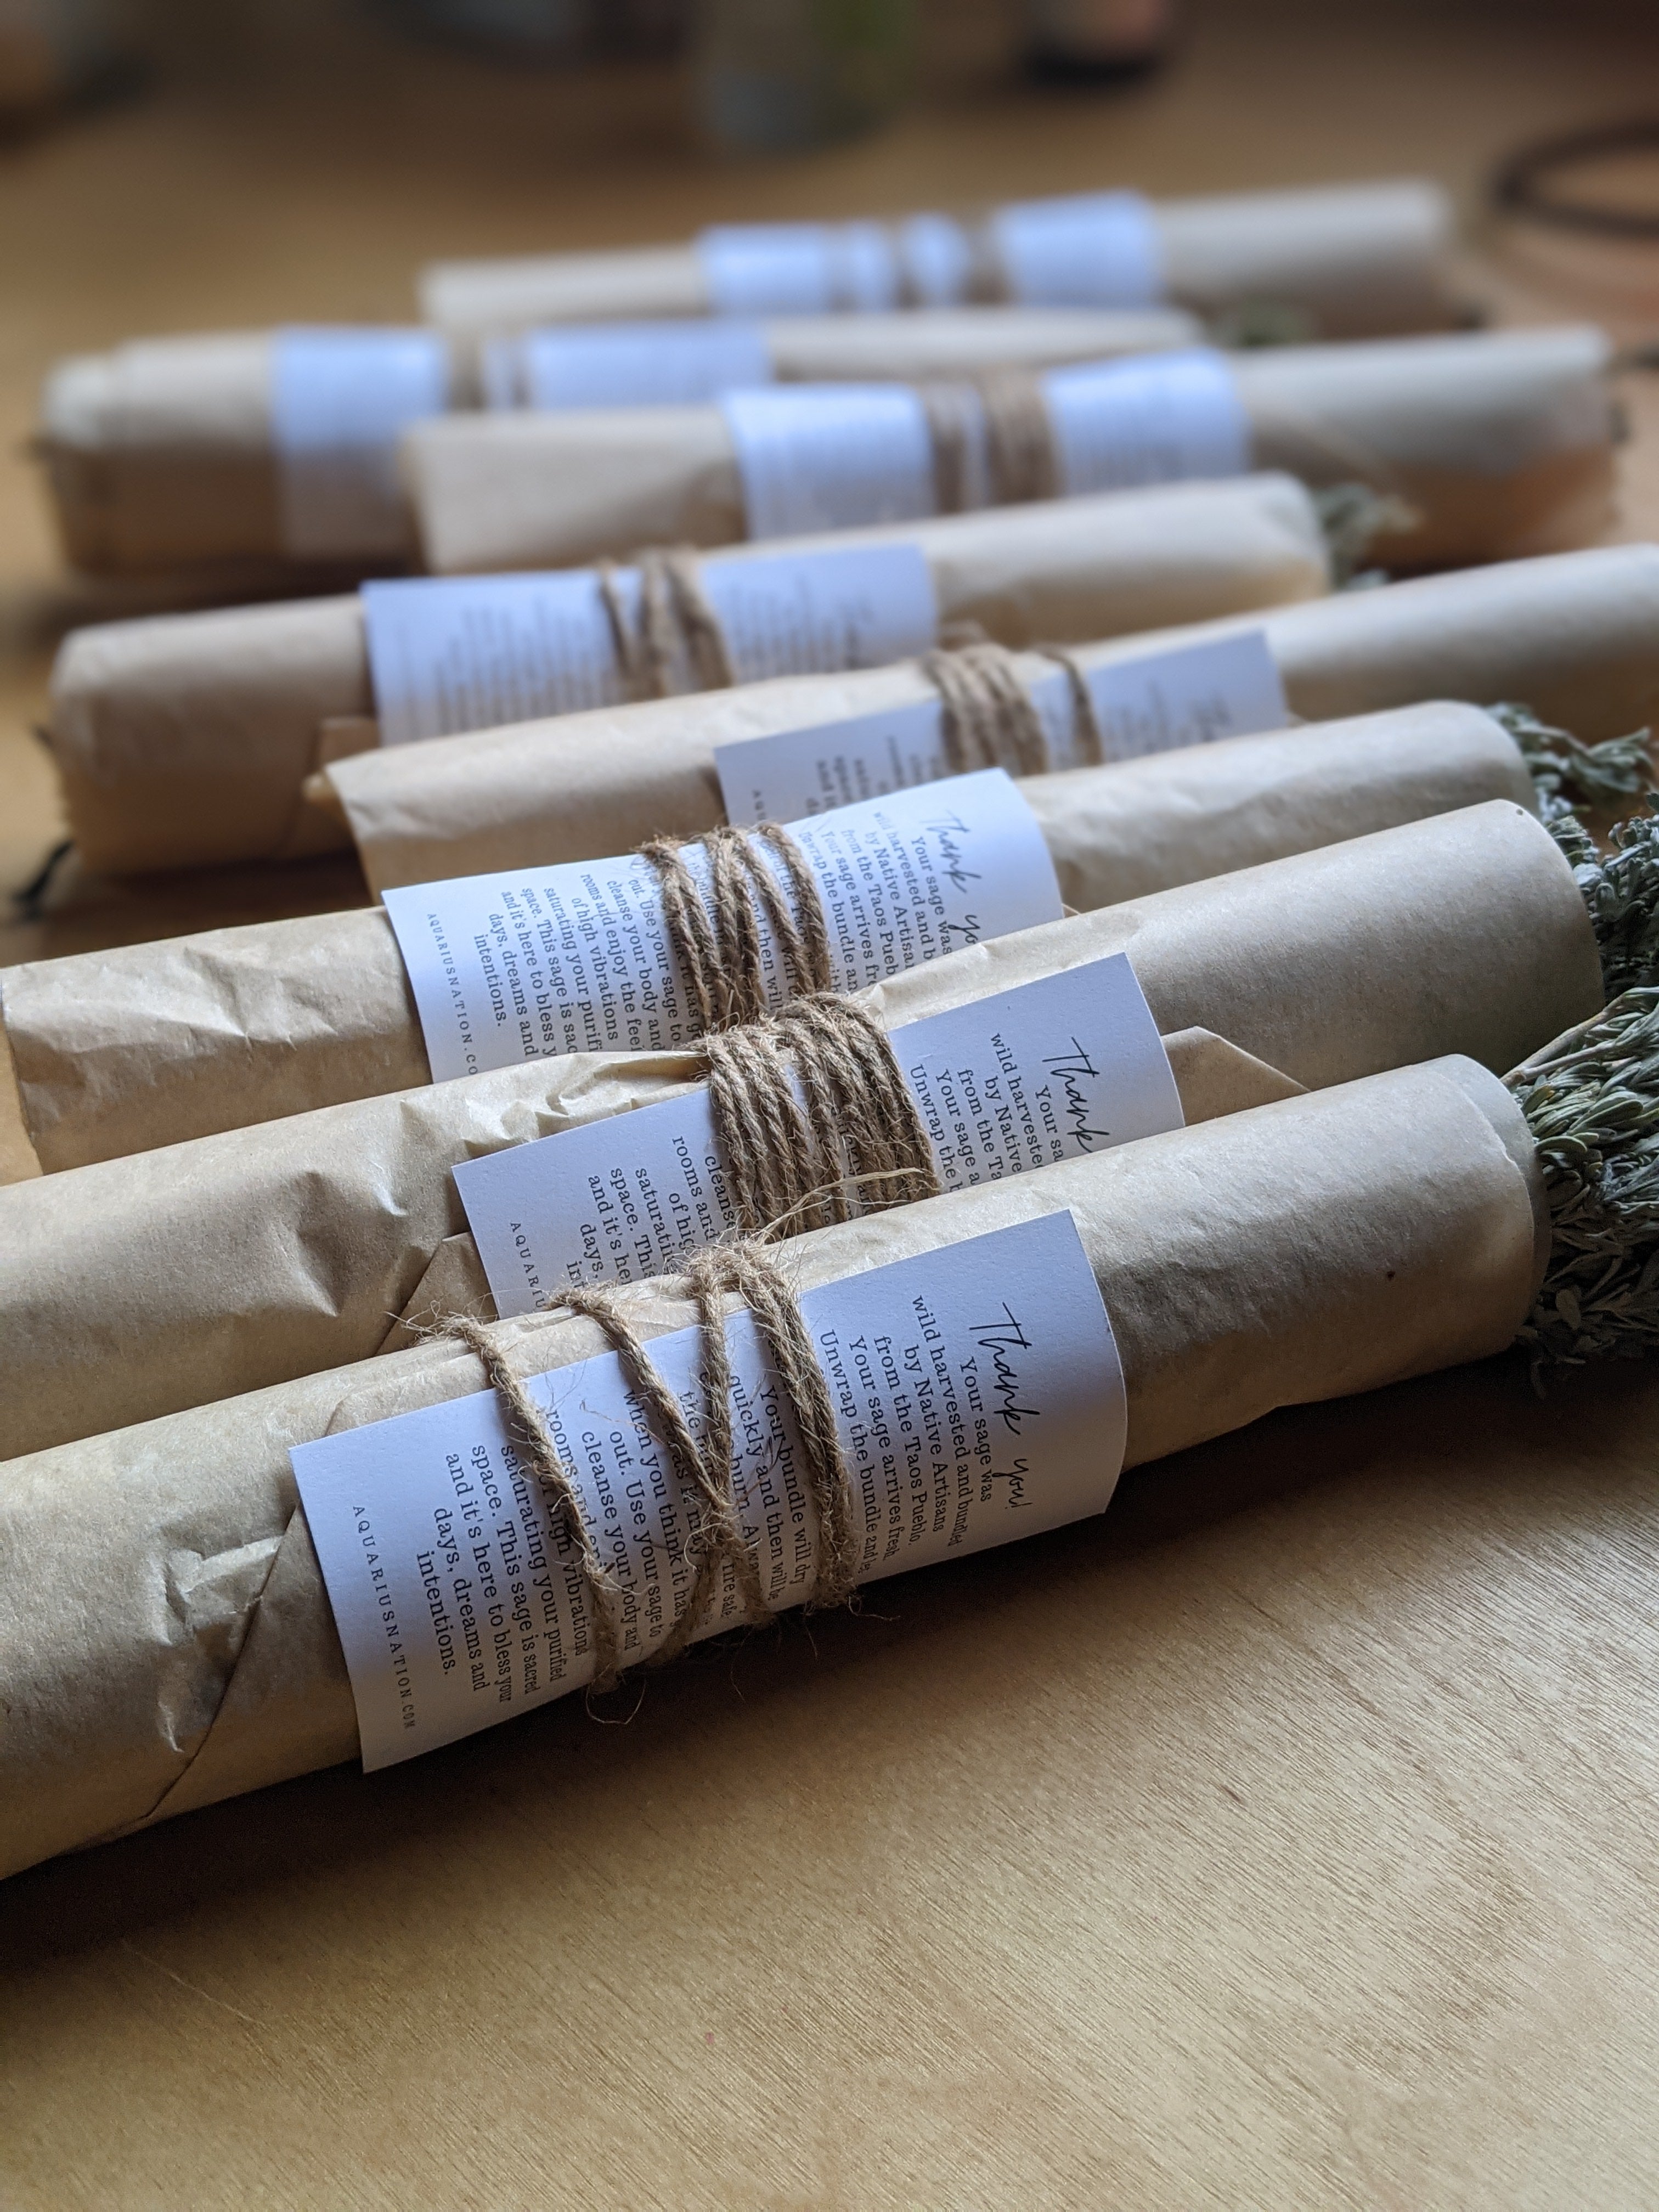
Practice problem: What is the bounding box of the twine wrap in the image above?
[916,380,986,516]
[444,1242,859,1689]
[597,546,738,703]
[917,370,1058,514]
[976,368,1062,506]
[702,994,943,1242]
[641,820,833,1033]
[921,639,1104,777]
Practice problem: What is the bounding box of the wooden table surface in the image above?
[5,3,1659,2203]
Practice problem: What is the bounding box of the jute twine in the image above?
[596,546,737,703]
[881,214,1006,308]
[636,808,945,1229]
[641,820,833,1032]
[444,1242,859,1689]
[977,369,1061,506]
[702,994,943,1240]
[634,647,1095,1036]
[922,639,1104,776]
[917,369,1059,515]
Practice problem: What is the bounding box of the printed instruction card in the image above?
[382,770,1064,1081]
[455,952,1181,1313]
[713,630,1288,823]
[293,1210,1126,1768]
[363,541,939,746]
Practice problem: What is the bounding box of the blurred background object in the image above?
[392,0,685,60]
[1493,115,1659,241]
[691,0,918,153]
[1022,0,1175,83]
[0,0,131,120]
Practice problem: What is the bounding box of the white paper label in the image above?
[1041,348,1252,495]
[713,667,1073,823]
[489,319,776,411]
[383,770,1064,1081]
[292,1209,1125,1768]
[898,213,975,306]
[721,385,938,540]
[713,631,1287,820]
[362,541,939,746]
[458,951,1182,1313]
[1086,629,1289,760]
[698,222,901,315]
[988,191,1164,307]
[269,328,450,558]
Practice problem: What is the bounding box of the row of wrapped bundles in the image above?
[6,1031,1614,1882]
[37,320,1614,584]
[37,307,1198,577]
[314,544,1659,888]
[35,178,1458,581]
[403,327,1617,576]
[0,797,1600,1460]
[419,181,1460,343]
[12,543,1657,1177]
[43,511,1655,895]
[0,704,1556,1170]
[46,477,1331,874]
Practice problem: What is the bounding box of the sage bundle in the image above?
[402,327,1614,577]
[14,1013,1659,1883]
[46,475,1328,877]
[0,799,1601,1461]
[37,307,1198,579]
[320,541,1659,898]
[4,703,1543,1175]
[419,180,1458,346]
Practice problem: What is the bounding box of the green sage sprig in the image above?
[1546,798,1659,998]
[1510,989,1659,1376]
[1310,482,1420,589]
[1491,701,1655,819]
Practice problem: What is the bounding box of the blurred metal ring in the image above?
[1492,117,1659,240]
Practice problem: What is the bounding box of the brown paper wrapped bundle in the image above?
[0,800,1602,1462]
[46,475,1329,877]
[0,1048,1573,1881]
[323,544,1659,896]
[3,703,1543,1175]
[404,328,1615,577]
[39,307,1198,580]
[419,180,1458,345]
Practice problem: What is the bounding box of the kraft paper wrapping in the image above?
[404,326,1615,577]
[324,542,1659,898]
[419,180,1457,345]
[0,800,1599,1463]
[0,1053,1547,1882]
[1228,326,1616,571]
[4,703,1537,1173]
[38,308,1199,579]
[47,475,1329,877]
[38,332,280,577]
